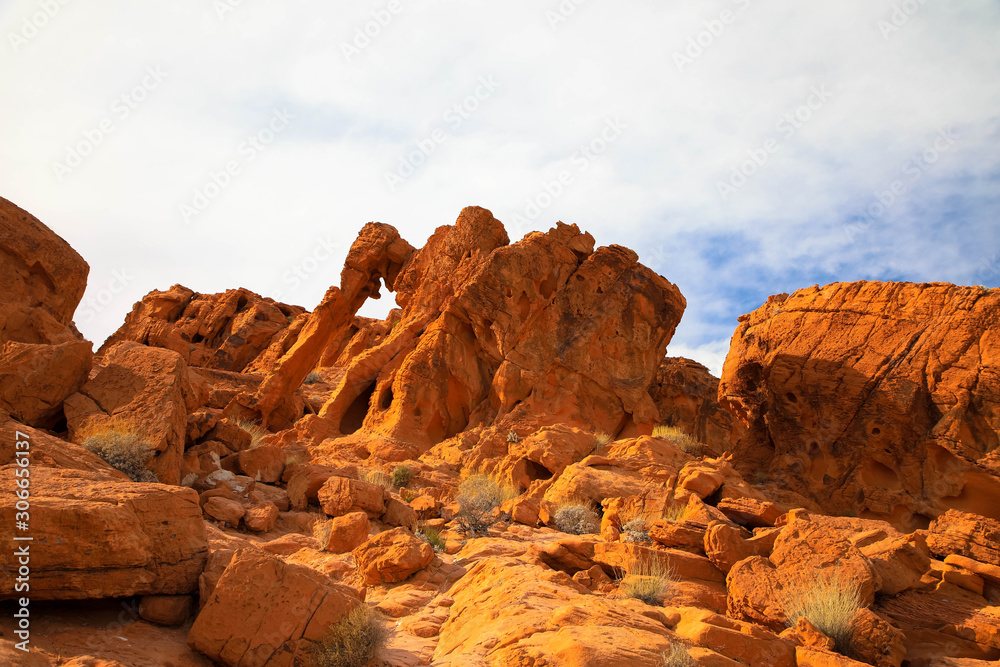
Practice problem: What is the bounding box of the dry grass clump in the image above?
[659,643,696,667]
[303,371,322,385]
[311,604,388,667]
[360,469,393,491]
[652,424,699,452]
[591,431,613,454]
[415,526,446,552]
[662,503,688,524]
[234,419,268,449]
[80,420,158,483]
[507,430,520,443]
[619,556,677,606]
[621,517,652,543]
[783,576,861,655]
[391,464,415,488]
[455,471,518,537]
[553,503,600,535]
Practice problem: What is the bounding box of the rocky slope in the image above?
[1,195,999,667]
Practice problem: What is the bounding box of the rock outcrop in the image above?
[720,282,1000,530]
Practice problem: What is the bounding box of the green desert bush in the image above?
[235,419,268,449]
[416,526,446,552]
[783,576,861,655]
[619,557,676,606]
[455,472,517,537]
[391,464,415,488]
[311,604,388,667]
[553,503,600,535]
[81,422,158,483]
[652,424,699,452]
[659,643,696,667]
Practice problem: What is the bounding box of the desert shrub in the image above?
[81,425,158,483]
[652,424,699,452]
[235,419,268,449]
[313,519,334,548]
[416,526,446,552]
[400,488,418,502]
[553,504,600,535]
[507,430,520,443]
[311,604,388,667]
[360,469,393,490]
[591,431,613,454]
[455,472,517,537]
[391,464,415,487]
[304,371,322,385]
[783,577,861,655]
[619,557,676,606]
[622,517,652,543]
[659,643,696,667]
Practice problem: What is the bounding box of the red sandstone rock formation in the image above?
[720,282,1000,530]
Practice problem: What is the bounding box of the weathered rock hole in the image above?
[871,427,881,435]
[524,460,553,482]
[785,392,797,403]
[341,382,376,435]
[379,385,394,410]
[539,272,557,300]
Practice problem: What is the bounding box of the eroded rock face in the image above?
[0,196,89,346]
[65,342,202,485]
[0,339,92,427]
[649,357,746,454]
[101,285,306,373]
[719,282,1000,530]
[0,468,207,600]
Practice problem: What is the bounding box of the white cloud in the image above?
[1,0,998,368]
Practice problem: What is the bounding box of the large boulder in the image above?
[0,339,92,427]
[188,548,363,666]
[719,282,1000,530]
[65,342,202,485]
[0,196,89,345]
[0,467,207,600]
[100,285,306,373]
[352,527,433,585]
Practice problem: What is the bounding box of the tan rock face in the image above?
[187,548,362,666]
[0,196,89,346]
[719,282,1000,530]
[928,509,1000,566]
[352,526,434,585]
[65,341,202,485]
[0,468,207,600]
[317,475,386,518]
[319,511,369,553]
[649,357,746,454]
[101,285,306,373]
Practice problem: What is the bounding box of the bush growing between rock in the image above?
[361,469,393,490]
[455,472,517,537]
[591,431,613,454]
[235,419,268,449]
[652,424,698,452]
[662,504,687,524]
[659,643,695,667]
[311,604,388,667]
[416,526,446,552]
[783,576,861,655]
[507,430,520,443]
[391,464,414,487]
[81,422,158,483]
[622,517,652,543]
[619,557,676,606]
[304,371,322,384]
[553,503,600,535]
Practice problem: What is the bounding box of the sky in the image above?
[2,0,998,377]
